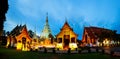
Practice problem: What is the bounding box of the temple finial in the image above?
[46,12,48,22]
[65,17,68,24]
[46,12,48,16]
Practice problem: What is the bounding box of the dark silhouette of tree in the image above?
[117,34,120,41]
[0,0,9,36]
[6,31,10,36]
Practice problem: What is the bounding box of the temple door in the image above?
[64,35,70,49]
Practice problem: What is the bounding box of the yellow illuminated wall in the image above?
[56,21,78,50]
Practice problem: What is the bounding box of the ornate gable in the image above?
[57,21,77,37]
[16,25,32,42]
[61,21,73,31]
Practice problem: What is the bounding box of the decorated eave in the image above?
[9,25,23,36]
[56,30,78,37]
[60,21,73,31]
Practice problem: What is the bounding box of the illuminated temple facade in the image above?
[6,25,32,51]
[56,21,78,50]
[16,25,32,51]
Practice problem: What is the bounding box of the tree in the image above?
[0,0,9,36]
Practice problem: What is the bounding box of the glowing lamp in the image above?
[103,39,110,46]
[69,43,78,50]
[118,41,120,44]
[56,43,63,50]
[16,43,22,50]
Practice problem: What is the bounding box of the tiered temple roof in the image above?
[9,25,25,36]
[57,21,77,36]
[16,25,32,41]
[82,26,116,44]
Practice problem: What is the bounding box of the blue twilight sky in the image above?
[4,0,120,40]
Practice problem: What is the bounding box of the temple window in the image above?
[58,38,62,43]
[22,37,26,44]
[18,40,21,43]
[71,37,75,43]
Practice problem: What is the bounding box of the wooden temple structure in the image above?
[56,21,78,50]
[82,26,115,46]
[6,25,32,51]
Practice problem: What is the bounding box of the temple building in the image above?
[82,26,117,46]
[56,20,78,50]
[39,14,54,46]
[16,25,32,51]
[6,25,22,48]
[6,25,32,51]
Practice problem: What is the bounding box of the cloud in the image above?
[4,17,17,31]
